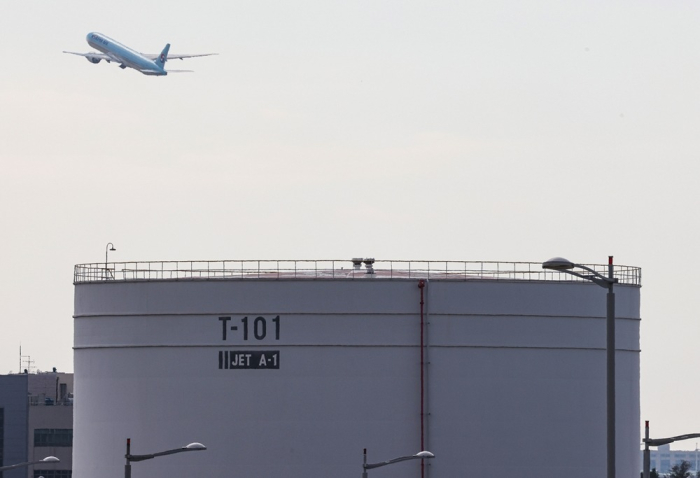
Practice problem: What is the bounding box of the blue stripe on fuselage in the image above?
[86,32,166,75]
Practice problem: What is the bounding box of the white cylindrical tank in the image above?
[73,260,641,478]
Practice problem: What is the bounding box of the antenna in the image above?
[20,350,35,374]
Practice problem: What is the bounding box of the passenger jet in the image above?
[63,32,216,76]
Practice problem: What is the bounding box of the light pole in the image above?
[542,256,618,478]
[105,242,116,279]
[642,421,700,478]
[362,449,434,478]
[0,456,59,472]
[124,438,206,478]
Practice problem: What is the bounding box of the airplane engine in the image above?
[86,57,101,64]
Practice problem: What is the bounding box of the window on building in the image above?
[34,470,72,478]
[34,429,73,447]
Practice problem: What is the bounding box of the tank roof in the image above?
[74,259,641,286]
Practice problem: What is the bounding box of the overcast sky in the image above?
[2,0,699,448]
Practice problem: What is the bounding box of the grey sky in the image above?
[2,0,699,446]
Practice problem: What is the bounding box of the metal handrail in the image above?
[74,260,642,286]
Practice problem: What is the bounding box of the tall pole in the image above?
[125,438,132,478]
[643,421,650,478]
[418,280,425,478]
[607,256,616,478]
[542,256,620,478]
[362,449,368,478]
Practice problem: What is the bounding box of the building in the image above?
[0,371,73,478]
[643,444,700,475]
[73,258,642,478]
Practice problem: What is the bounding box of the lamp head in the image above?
[414,451,434,458]
[542,257,574,271]
[40,457,60,463]
[184,443,206,450]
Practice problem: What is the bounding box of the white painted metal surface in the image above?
[73,262,641,478]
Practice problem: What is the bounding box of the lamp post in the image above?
[0,456,59,472]
[642,421,700,478]
[542,256,618,478]
[105,242,116,279]
[124,438,206,478]
[362,449,434,478]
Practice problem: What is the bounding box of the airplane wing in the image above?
[63,51,123,63]
[144,53,218,60]
[63,51,113,60]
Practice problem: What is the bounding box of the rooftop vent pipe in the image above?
[351,258,363,271]
[363,258,375,275]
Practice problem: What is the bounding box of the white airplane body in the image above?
[64,32,215,76]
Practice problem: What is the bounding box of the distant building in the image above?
[643,444,700,475]
[0,371,73,478]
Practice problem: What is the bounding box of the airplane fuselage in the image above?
[65,33,215,75]
[86,32,166,76]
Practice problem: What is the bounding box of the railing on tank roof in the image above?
[73,260,641,285]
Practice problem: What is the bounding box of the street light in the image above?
[362,449,434,478]
[0,456,59,472]
[124,438,206,478]
[105,242,116,279]
[642,421,700,478]
[543,256,618,478]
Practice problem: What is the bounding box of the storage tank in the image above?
[73,259,641,478]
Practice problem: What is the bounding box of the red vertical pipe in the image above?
[418,280,426,478]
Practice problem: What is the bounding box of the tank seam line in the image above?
[72,313,642,321]
[73,344,641,352]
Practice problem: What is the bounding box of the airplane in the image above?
[63,32,216,76]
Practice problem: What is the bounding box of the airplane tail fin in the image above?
[156,43,170,69]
